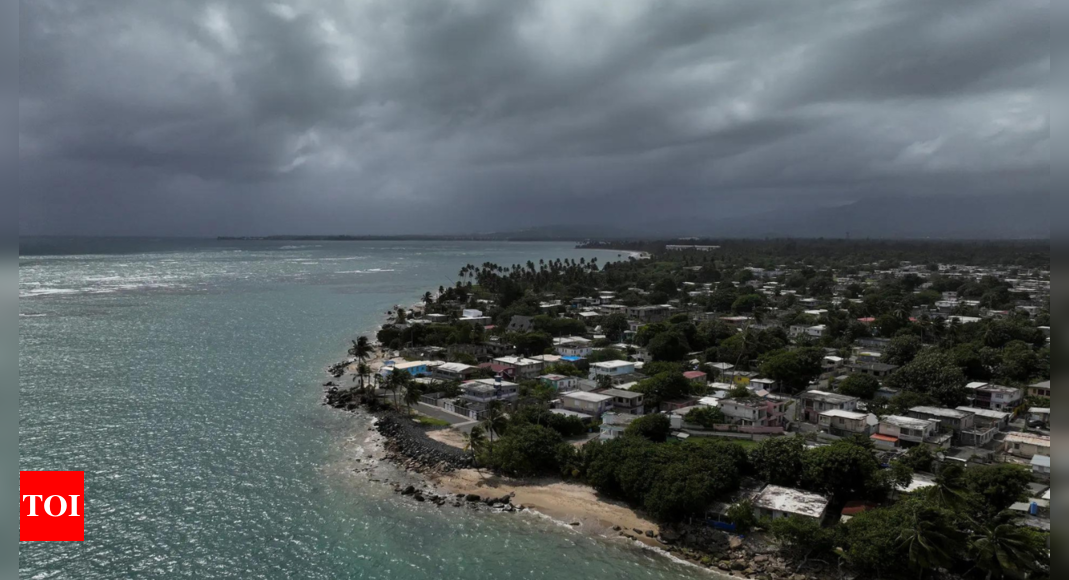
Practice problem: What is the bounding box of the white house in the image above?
[752,485,829,522]
[1031,455,1051,480]
[588,360,636,382]
[561,391,614,418]
[600,412,639,440]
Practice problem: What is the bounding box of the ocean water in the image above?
[19,239,711,580]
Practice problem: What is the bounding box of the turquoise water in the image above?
[19,239,708,579]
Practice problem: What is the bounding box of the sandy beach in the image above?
[431,469,664,548]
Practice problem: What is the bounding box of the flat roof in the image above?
[896,473,937,494]
[1004,432,1051,447]
[437,362,475,372]
[803,390,858,405]
[493,356,544,366]
[752,485,829,519]
[882,415,935,430]
[562,391,613,403]
[601,388,643,399]
[1029,407,1050,414]
[956,407,1010,420]
[591,360,634,369]
[1031,455,1051,468]
[911,406,972,419]
[821,409,869,420]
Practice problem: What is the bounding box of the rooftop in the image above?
[821,409,869,420]
[601,388,644,400]
[802,390,858,405]
[562,391,614,403]
[752,485,829,519]
[1004,432,1051,447]
[882,415,936,431]
[911,406,972,420]
[956,407,1010,420]
[591,360,634,370]
[1031,455,1051,468]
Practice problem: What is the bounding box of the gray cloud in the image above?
[18,0,1049,236]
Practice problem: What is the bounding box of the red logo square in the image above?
[20,471,85,542]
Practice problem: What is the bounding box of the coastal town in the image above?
[325,240,1050,580]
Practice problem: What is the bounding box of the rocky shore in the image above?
[323,360,838,580]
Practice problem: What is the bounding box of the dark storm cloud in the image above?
[18,0,1049,236]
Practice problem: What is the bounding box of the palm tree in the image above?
[928,464,970,512]
[898,512,960,580]
[403,384,422,411]
[354,362,372,393]
[481,400,508,457]
[386,371,410,412]
[463,426,487,464]
[968,512,1048,580]
[349,336,374,363]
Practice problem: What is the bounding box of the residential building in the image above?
[719,397,787,429]
[540,374,579,393]
[588,360,636,383]
[800,390,860,424]
[876,415,943,448]
[506,316,534,333]
[955,407,1011,431]
[627,305,672,323]
[433,362,479,382]
[1029,381,1051,399]
[458,378,519,405]
[381,360,440,378]
[600,388,645,415]
[751,485,829,522]
[909,406,998,447]
[750,378,778,392]
[1003,432,1051,459]
[599,412,639,440]
[819,410,873,437]
[554,337,593,358]
[965,382,1024,412]
[1031,455,1051,481]
[493,356,545,380]
[683,371,708,386]
[846,361,899,378]
[560,391,614,418]
[1028,407,1050,427]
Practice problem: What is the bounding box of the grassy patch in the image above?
[414,415,452,428]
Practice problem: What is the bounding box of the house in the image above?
[433,362,479,382]
[750,378,778,392]
[846,361,899,378]
[752,485,829,522]
[381,360,439,378]
[600,388,645,415]
[955,407,1011,431]
[819,410,873,437]
[1031,455,1051,481]
[719,398,788,429]
[1003,432,1050,459]
[805,325,827,338]
[560,391,614,418]
[554,337,594,358]
[493,356,545,380]
[600,412,639,440]
[540,374,579,393]
[1028,407,1050,427]
[1028,380,1051,399]
[965,382,1024,412]
[723,370,758,386]
[876,415,943,448]
[908,406,998,446]
[627,305,672,323]
[683,371,708,386]
[458,378,519,405]
[588,360,636,383]
[799,390,860,424]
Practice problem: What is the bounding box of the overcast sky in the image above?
[18,0,1049,237]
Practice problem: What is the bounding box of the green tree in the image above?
[632,372,692,408]
[349,336,375,362]
[684,406,727,429]
[898,508,963,579]
[886,350,968,408]
[898,445,935,473]
[731,294,765,314]
[883,334,924,366]
[969,512,1049,580]
[463,426,488,464]
[837,373,882,400]
[647,330,691,362]
[964,465,1031,516]
[483,424,567,477]
[758,348,824,393]
[769,516,838,560]
[602,313,630,342]
[802,440,886,502]
[750,436,806,488]
[481,400,509,455]
[625,414,672,443]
